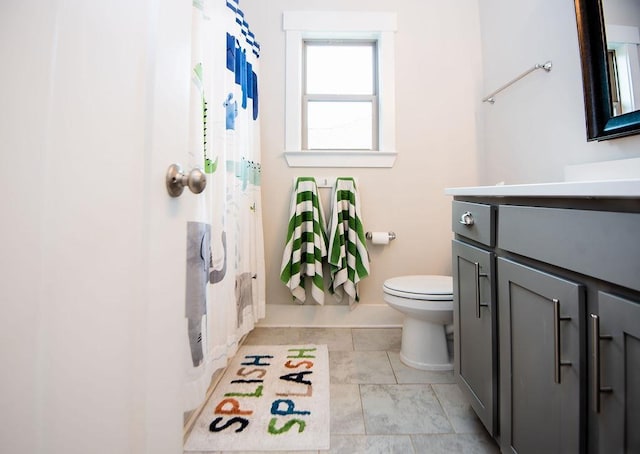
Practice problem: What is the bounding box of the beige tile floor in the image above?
[188,327,499,454]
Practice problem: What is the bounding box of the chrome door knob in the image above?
[166,164,207,197]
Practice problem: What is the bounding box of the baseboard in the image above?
[256,303,403,328]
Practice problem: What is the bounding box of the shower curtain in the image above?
[183,0,265,412]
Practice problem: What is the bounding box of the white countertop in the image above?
[444,179,640,198]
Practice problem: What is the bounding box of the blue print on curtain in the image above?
[223,93,237,130]
[183,0,265,413]
[225,31,259,120]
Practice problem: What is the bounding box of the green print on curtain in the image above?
[192,62,217,174]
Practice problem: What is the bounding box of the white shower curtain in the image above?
[183,0,265,412]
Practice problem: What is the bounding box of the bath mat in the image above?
[184,344,330,452]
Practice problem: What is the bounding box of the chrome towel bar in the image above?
[482,61,552,104]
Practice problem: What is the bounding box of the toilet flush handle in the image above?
[459,211,474,226]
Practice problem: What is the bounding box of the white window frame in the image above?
[283,11,397,168]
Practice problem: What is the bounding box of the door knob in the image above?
[166,164,207,197]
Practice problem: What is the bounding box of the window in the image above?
[283,11,397,167]
[605,24,640,117]
[607,50,622,116]
[303,41,377,150]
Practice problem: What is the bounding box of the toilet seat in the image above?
[383,275,452,301]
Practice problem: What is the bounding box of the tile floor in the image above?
[189,327,500,454]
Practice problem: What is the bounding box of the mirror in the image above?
[575,0,640,140]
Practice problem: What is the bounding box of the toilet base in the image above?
[399,352,453,371]
[399,316,453,371]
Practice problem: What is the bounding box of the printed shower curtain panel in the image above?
[183,0,265,412]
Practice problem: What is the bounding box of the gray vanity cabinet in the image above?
[593,292,640,453]
[450,193,640,454]
[498,258,585,454]
[452,240,496,436]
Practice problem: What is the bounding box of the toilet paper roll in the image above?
[370,232,390,245]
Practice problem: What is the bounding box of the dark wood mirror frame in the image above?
[575,0,640,141]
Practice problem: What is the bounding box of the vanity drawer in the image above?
[498,205,640,292]
[452,201,496,247]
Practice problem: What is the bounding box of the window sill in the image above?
[284,150,397,168]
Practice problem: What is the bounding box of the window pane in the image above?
[306,44,374,95]
[307,101,372,149]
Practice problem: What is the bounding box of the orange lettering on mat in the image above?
[276,384,313,397]
[284,360,314,369]
[236,367,267,378]
[214,398,253,415]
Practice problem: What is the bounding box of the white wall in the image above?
[478,0,640,185]
[242,0,483,310]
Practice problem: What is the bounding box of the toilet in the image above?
[383,275,454,371]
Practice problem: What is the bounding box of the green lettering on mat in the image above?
[267,417,306,434]
[224,385,263,398]
[286,348,316,358]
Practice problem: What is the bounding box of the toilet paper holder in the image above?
[366,231,397,241]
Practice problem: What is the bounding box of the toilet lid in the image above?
[383,275,453,300]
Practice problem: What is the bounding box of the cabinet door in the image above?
[593,292,640,453]
[452,240,496,435]
[498,258,585,454]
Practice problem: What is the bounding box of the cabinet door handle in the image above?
[553,298,572,384]
[474,262,489,318]
[459,211,474,225]
[590,314,613,412]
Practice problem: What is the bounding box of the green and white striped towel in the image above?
[327,177,370,309]
[280,177,328,304]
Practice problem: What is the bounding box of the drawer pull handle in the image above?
[474,262,489,318]
[459,211,475,226]
[590,314,613,413]
[553,298,573,384]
